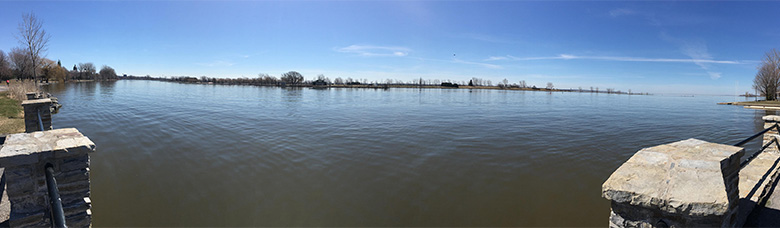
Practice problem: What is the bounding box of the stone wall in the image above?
[763,115,780,154]
[21,98,52,133]
[0,129,95,227]
[602,139,743,227]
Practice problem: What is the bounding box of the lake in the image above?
[44,80,768,226]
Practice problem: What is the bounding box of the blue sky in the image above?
[1,1,779,95]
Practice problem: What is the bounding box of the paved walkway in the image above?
[0,168,10,227]
[745,176,780,227]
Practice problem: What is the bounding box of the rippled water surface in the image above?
[45,80,768,226]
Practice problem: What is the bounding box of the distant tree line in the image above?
[0,12,118,82]
[0,49,118,82]
[120,71,646,95]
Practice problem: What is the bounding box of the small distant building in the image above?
[312,79,328,86]
[441,82,459,88]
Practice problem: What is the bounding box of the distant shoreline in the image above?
[718,100,780,110]
[119,75,650,95]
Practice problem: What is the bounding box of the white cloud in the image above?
[661,33,727,80]
[484,53,742,64]
[484,56,508,61]
[707,72,721,80]
[559,54,576,60]
[609,8,636,17]
[336,45,411,57]
[453,58,502,69]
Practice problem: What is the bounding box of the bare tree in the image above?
[99,65,117,80]
[9,47,31,78]
[77,62,96,79]
[281,71,303,85]
[16,12,51,82]
[0,50,11,80]
[546,82,554,90]
[754,49,780,100]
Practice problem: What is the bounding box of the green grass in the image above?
[0,92,24,134]
[0,92,21,118]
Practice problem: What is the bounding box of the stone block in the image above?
[22,98,53,133]
[762,115,780,123]
[58,155,90,172]
[602,138,743,227]
[56,168,89,184]
[9,210,47,227]
[9,194,45,214]
[0,128,95,227]
[60,191,89,207]
[0,128,95,167]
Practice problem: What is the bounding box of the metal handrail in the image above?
[44,164,67,228]
[741,137,780,168]
[37,108,44,132]
[734,123,779,147]
[735,123,780,170]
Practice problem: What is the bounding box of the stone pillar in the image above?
[0,128,95,227]
[21,98,52,133]
[762,115,780,154]
[602,138,743,227]
[25,92,38,100]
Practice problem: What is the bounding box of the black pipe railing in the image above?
[36,108,44,132]
[44,164,66,228]
[734,123,779,147]
[741,137,780,168]
[736,123,780,169]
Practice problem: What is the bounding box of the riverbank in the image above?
[718,100,780,110]
[0,80,42,134]
[121,76,650,95]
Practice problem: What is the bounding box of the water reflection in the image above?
[98,81,116,97]
[282,87,303,103]
[73,82,97,100]
[44,82,67,94]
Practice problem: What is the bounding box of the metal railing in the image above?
[44,163,66,228]
[736,123,780,168]
[36,108,44,132]
[39,115,65,227]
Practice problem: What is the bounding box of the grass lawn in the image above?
[0,92,24,135]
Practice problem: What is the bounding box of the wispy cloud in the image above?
[660,32,724,79]
[485,56,508,61]
[336,45,411,57]
[197,60,235,67]
[453,58,502,69]
[485,54,741,64]
[609,8,636,17]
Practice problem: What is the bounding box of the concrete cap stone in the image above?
[763,115,780,122]
[0,128,95,167]
[20,98,51,106]
[602,138,743,216]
